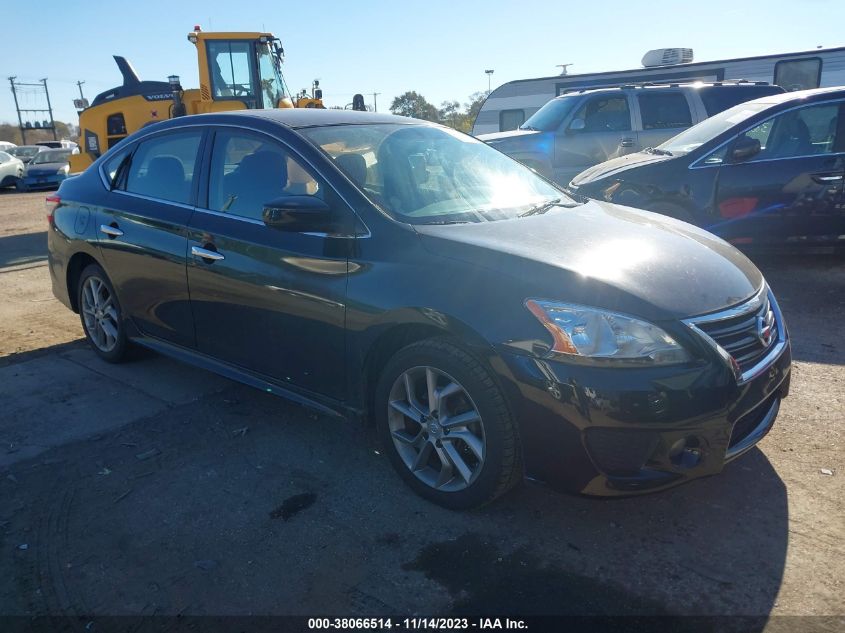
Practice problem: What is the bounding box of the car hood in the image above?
[415,200,762,322]
[477,129,552,152]
[570,151,672,187]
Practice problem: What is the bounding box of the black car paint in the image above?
[48,110,790,496]
[570,88,845,245]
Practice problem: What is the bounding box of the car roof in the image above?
[555,82,782,98]
[740,86,845,107]
[195,108,427,129]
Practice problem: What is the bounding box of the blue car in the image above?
[18,148,73,191]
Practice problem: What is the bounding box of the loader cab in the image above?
[190,29,294,111]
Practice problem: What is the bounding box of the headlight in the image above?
[525,299,691,366]
[59,165,69,174]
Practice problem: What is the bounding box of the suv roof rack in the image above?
[560,79,771,94]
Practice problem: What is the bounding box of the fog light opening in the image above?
[669,436,702,469]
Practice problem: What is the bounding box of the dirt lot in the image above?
[0,190,842,629]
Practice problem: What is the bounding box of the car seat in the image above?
[144,156,187,202]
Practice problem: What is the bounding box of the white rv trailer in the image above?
[472,46,845,135]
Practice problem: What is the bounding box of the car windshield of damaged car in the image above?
[301,123,573,224]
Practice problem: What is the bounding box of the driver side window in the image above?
[207,130,322,222]
[733,102,841,162]
[571,96,631,132]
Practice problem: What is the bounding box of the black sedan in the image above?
[569,87,845,247]
[47,109,791,509]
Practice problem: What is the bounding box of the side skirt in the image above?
[129,335,359,422]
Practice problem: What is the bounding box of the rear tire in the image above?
[77,264,129,363]
[375,338,522,510]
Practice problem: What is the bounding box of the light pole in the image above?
[485,69,494,93]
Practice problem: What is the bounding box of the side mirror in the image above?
[567,118,586,134]
[262,196,335,232]
[730,136,761,162]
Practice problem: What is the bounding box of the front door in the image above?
[712,100,845,242]
[554,93,637,184]
[186,128,351,400]
[96,129,204,347]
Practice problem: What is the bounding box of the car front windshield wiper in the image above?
[519,124,538,131]
[643,147,673,156]
[518,198,577,217]
[423,219,472,225]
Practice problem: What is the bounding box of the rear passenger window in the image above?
[698,87,780,116]
[637,93,692,130]
[207,130,322,222]
[573,97,631,132]
[124,131,203,204]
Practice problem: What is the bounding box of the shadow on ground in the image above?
[0,231,47,268]
[0,348,789,624]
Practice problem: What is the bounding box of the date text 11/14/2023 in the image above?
[307,618,528,630]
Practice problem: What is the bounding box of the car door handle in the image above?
[620,138,635,148]
[812,174,843,183]
[99,224,123,238]
[191,245,225,262]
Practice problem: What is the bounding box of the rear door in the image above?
[96,128,204,347]
[712,99,845,242]
[553,93,637,184]
[186,127,352,400]
[634,90,695,150]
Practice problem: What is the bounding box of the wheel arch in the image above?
[358,309,498,426]
[66,251,103,313]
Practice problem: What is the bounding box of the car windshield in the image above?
[520,96,580,131]
[658,100,774,155]
[9,147,41,159]
[300,123,570,224]
[30,149,71,164]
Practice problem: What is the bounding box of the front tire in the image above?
[375,338,522,510]
[77,264,129,363]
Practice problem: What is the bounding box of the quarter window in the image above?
[103,148,132,188]
[637,92,692,130]
[207,130,322,222]
[573,97,631,132]
[123,131,203,204]
[774,58,822,91]
[499,109,525,132]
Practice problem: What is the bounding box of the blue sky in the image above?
[2,0,843,125]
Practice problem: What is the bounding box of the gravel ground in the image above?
[0,189,842,629]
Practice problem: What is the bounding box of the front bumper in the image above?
[498,336,791,496]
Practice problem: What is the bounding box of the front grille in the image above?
[692,293,779,373]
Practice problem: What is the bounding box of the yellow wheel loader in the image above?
[70,27,320,174]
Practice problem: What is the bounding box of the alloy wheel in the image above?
[81,276,120,353]
[387,366,486,492]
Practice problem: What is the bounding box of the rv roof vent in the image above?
[642,48,694,67]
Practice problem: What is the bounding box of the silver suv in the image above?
[478,82,784,186]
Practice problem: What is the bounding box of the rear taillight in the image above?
[45,195,61,226]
